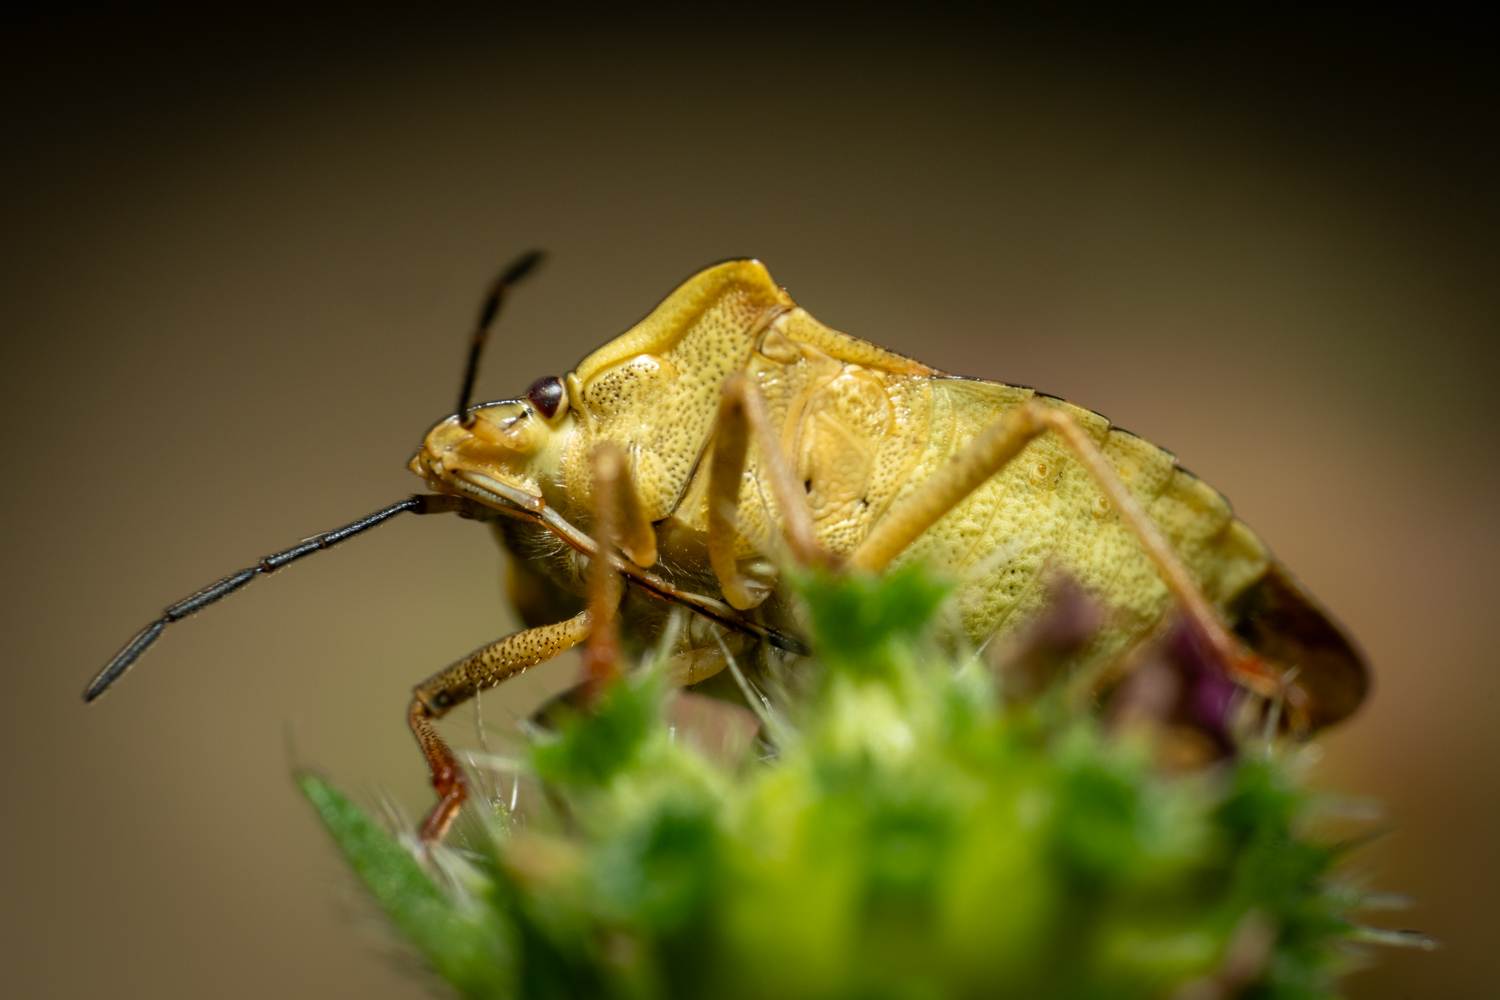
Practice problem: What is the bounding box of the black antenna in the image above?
[455,250,545,426]
[87,253,549,703]
[83,497,431,702]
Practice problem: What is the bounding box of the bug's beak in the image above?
[410,402,546,510]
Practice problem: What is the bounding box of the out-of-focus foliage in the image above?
[302,568,1409,1000]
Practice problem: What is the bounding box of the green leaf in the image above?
[796,565,951,678]
[298,772,513,999]
[532,674,661,788]
[299,565,1393,1000]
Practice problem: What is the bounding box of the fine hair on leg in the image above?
[408,610,593,842]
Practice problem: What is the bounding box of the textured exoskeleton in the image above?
[411,261,1365,736]
[90,258,1367,843]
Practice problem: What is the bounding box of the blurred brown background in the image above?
[2,5,1495,997]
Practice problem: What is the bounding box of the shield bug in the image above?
[87,256,1368,840]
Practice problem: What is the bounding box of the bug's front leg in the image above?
[408,610,592,842]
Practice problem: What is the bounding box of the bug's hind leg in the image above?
[707,373,837,609]
[409,610,592,842]
[849,400,1304,729]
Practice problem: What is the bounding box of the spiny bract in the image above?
[302,569,1410,1000]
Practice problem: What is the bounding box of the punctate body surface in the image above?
[86,254,1369,849]
[412,259,1366,729]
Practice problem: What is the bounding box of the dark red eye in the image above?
[526,376,566,419]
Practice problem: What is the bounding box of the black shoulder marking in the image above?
[1104,425,1173,461]
[932,374,1035,392]
[1030,390,1113,429]
[839,330,938,373]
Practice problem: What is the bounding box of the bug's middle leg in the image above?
[409,609,592,842]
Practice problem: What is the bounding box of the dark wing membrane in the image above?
[1231,562,1369,729]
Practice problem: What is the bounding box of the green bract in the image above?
[302,568,1401,1000]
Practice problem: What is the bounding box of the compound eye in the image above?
[526,376,566,419]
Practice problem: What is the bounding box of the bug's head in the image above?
[410,375,576,509]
